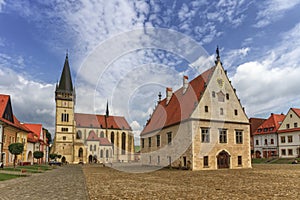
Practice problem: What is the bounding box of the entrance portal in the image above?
[217,150,230,169]
[88,155,93,163]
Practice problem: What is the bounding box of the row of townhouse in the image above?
[252,108,300,158]
[0,94,49,166]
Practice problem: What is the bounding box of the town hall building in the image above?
[140,48,252,170]
[51,54,135,164]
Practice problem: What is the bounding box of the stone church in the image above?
[140,48,252,170]
[52,54,134,164]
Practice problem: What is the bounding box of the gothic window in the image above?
[76,130,82,139]
[111,132,114,144]
[100,131,105,138]
[106,150,109,158]
[78,148,83,158]
[121,132,126,155]
[61,113,69,122]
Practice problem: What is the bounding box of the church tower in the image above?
[53,53,76,163]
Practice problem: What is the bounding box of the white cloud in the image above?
[0,65,55,135]
[255,0,300,28]
[0,0,5,12]
[231,22,300,117]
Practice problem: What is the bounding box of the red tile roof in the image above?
[75,113,131,130]
[23,123,44,143]
[249,118,266,136]
[291,108,300,118]
[86,130,112,146]
[0,94,29,132]
[141,66,216,135]
[253,113,285,135]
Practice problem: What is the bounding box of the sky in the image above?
[1,0,300,144]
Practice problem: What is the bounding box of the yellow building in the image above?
[52,54,134,164]
[140,49,252,170]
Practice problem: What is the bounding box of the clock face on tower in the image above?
[217,78,224,88]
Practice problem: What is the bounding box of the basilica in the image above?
[51,54,135,164]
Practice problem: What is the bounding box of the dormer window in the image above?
[269,127,274,131]
[257,129,262,132]
[263,128,268,132]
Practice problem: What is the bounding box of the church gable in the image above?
[194,62,248,123]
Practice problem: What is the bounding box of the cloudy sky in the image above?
[1,0,300,143]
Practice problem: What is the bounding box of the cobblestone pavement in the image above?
[0,165,88,200]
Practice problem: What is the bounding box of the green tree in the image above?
[43,128,52,144]
[8,143,24,168]
[33,151,44,164]
[49,153,57,160]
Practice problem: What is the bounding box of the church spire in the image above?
[56,52,73,93]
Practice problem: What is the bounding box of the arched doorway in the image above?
[78,148,83,161]
[27,151,33,164]
[217,150,230,169]
[255,150,261,158]
[61,156,66,163]
[88,155,93,163]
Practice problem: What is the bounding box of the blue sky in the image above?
[1,0,300,141]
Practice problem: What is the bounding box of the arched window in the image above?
[100,149,103,158]
[111,132,114,144]
[78,148,83,158]
[100,131,105,138]
[106,149,109,158]
[76,130,82,139]
[122,132,126,155]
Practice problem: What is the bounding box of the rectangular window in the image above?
[220,108,224,115]
[226,93,229,100]
[141,138,145,148]
[205,106,208,112]
[288,149,293,155]
[281,149,286,156]
[286,124,290,129]
[288,136,293,143]
[63,136,66,140]
[219,129,227,143]
[281,136,285,143]
[201,128,210,143]
[255,140,259,145]
[156,135,160,147]
[294,123,298,128]
[167,132,172,145]
[235,130,243,144]
[203,156,209,167]
[61,127,68,132]
[61,113,69,122]
[270,139,274,144]
[264,139,267,145]
[238,156,242,166]
[148,137,152,147]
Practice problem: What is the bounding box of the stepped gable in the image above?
[141,66,216,135]
[253,113,285,135]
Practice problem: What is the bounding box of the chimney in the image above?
[183,75,188,93]
[166,87,172,105]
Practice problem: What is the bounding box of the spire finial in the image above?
[106,100,109,117]
[216,46,220,60]
[158,92,162,102]
[66,49,68,59]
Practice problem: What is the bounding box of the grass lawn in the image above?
[0,173,26,181]
[252,158,300,164]
[2,164,52,173]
